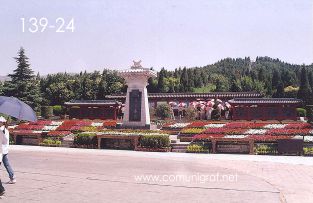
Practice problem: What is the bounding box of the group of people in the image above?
[0,116,16,197]
[170,99,232,120]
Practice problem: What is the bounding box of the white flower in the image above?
[169,123,190,128]
[33,131,43,133]
[264,124,287,129]
[43,126,58,131]
[8,125,18,129]
[244,129,267,134]
[51,121,63,126]
[304,136,313,142]
[293,135,303,139]
[204,124,226,128]
[91,122,103,127]
[224,135,247,139]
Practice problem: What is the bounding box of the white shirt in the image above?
[0,126,9,155]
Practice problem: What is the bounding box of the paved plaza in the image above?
[0,146,312,203]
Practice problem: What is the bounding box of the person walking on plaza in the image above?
[0,120,5,196]
[0,117,16,184]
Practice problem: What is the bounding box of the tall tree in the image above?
[180,67,189,92]
[4,47,42,111]
[297,67,313,105]
[157,68,168,92]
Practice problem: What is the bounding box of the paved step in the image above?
[171,148,187,153]
[171,142,190,153]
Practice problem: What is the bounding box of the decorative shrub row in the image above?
[139,135,170,149]
[186,144,209,153]
[73,133,97,147]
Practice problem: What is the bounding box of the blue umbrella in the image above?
[0,96,37,122]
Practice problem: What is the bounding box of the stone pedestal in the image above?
[118,62,157,128]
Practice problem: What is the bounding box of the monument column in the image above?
[118,61,157,128]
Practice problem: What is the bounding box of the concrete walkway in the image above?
[0,146,312,203]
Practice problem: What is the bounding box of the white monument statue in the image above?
[118,60,157,128]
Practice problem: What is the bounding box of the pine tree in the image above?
[272,69,282,89]
[297,67,313,105]
[308,71,313,91]
[180,67,189,92]
[4,47,42,111]
[157,68,167,92]
[273,82,285,98]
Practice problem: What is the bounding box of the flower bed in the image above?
[180,128,205,134]
[204,128,247,135]
[204,123,226,128]
[169,123,190,129]
[43,125,59,131]
[186,121,211,128]
[267,129,312,136]
[192,134,225,141]
[247,135,294,142]
[225,122,266,129]
[47,131,72,137]
[285,123,312,129]
[263,124,287,129]
[244,129,267,135]
[103,120,117,128]
[30,120,52,125]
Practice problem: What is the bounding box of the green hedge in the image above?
[53,105,64,116]
[41,106,53,118]
[42,138,61,146]
[296,108,307,117]
[187,144,209,153]
[139,135,170,148]
[74,133,97,146]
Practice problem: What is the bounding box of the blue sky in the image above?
[0,0,312,75]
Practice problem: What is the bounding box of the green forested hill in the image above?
[148,56,313,98]
[1,50,313,107]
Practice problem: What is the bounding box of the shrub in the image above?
[181,128,205,134]
[185,107,197,120]
[41,138,62,146]
[139,135,170,148]
[186,144,209,153]
[41,106,53,119]
[74,133,97,146]
[296,108,307,117]
[306,105,313,123]
[254,144,277,155]
[303,147,313,155]
[53,105,64,116]
[155,104,172,119]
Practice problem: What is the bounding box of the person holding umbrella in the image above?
[0,116,16,184]
[0,121,4,196]
[0,96,37,196]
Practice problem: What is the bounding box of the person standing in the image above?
[0,117,16,184]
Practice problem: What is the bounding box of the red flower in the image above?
[187,121,211,128]
[285,123,312,129]
[47,131,72,137]
[247,135,294,141]
[225,122,267,129]
[30,120,52,125]
[103,120,117,127]
[267,129,311,136]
